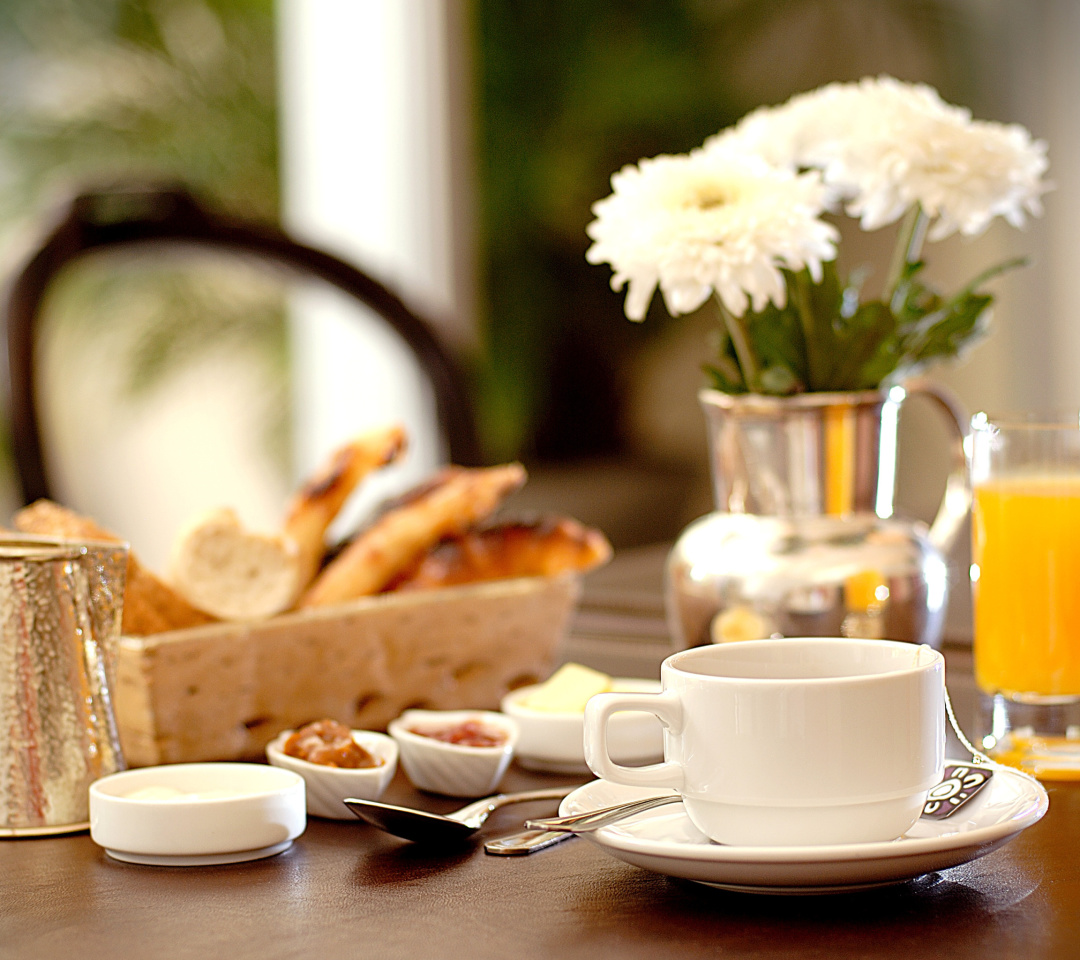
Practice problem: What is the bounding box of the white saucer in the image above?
[104,840,294,867]
[515,756,593,775]
[560,762,1048,895]
[0,820,89,838]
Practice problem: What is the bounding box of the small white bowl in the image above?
[388,710,518,798]
[501,678,664,774]
[89,762,306,866]
[266,729,398,819]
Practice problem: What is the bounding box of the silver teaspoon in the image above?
[525,794,682,834]
[484,829,576,856]
[343,786,574,844]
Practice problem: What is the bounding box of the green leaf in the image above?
[826,301,898,389]
[791,263,842,388]
[783,264,900,391]
[875,256,1019,379]
[743,300,809,393]
[704,354,746,393]
[898,291,993,368]
[758,364,800,394]
[705,256,1026,397]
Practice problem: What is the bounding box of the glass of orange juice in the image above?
[970,412,1080,778]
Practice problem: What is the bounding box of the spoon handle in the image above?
[455,785,577,823]
[484,829,576,856]
[524,794,681,833]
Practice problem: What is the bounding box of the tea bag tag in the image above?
[921,764,994,820]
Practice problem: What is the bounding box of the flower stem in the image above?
[884,204,928,308]
[716,297,760,392]
[792,270,823,389]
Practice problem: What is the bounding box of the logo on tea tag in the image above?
[921,764,994,820]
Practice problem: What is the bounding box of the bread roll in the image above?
[169,507,301,621]
[299,463,527,607]
[284,425,406,594]
[12,499,216,636]
[390,516,612,590]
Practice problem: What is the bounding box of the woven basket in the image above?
[114,574,579,766]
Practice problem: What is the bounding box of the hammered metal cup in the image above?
[0,537,128,835]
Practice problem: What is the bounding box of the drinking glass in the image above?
[970,413,1080,778]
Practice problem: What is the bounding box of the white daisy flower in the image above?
[822,77,1049,240]
[706,76,1050,242]
[704,82,867,176]
[585,150,838,320]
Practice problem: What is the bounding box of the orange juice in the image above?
[972,475,1080,696]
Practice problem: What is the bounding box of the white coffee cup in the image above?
[583,637,945,847]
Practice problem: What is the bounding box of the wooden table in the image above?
[0,643,1076,960]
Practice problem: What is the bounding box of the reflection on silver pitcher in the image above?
[666,381,971,649]
[0,537,127,834]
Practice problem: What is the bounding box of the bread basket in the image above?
[114,573,579,766]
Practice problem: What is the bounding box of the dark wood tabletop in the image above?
[0,642,1076,960]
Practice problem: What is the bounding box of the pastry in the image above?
[390,516,612,590]
[299,463,527,606]
[284,425,406,595]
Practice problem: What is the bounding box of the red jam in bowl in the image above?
[406,719,509,749]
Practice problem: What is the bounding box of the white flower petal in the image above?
[585,151,837,320]
[623,273,659,321]
[704,76,1050,242]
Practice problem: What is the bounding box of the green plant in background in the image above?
[0,0,286,469]
[471,0,749,462]
[0,0,278,222]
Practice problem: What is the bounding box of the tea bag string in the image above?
[943,682,991,765]
[943,681,1043,789]
[920,642,994,768]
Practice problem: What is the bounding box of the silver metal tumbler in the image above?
[0,537,128,834]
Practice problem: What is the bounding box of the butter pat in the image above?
[519,662,612,713]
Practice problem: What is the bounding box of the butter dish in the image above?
[501,677,663,774]
[89,762,306,865]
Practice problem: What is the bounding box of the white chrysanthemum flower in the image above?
[704,82,866,175]
[823,77,1049,240]
[585,150,838,320]
[705,76,1050,241]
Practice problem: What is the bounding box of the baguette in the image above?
[389,516,612,591]
[284,425,407,594]
[299,463,527,607]
[12,499,217,636]
[168,507,301,621]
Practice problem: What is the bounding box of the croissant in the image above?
[299,463,527,607]
[389,516,612,590]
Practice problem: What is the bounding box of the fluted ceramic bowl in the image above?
[388,710,518,798]
[266,729,398,819]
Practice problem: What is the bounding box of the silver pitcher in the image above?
[666,381,971,649]
[0,537,128,834]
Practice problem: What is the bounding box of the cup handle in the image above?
[583,691,684,790]
[903,378,972,555]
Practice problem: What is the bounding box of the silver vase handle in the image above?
[902,378,972,555]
